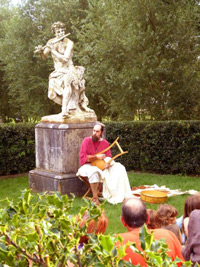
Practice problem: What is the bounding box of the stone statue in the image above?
[35,21,95,122]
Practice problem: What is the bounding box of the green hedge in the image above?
[1,121,200,175]
[0,123,35,175]
[105,121,200,175]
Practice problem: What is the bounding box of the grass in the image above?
[0,172,199,234]
[0,175,29,206]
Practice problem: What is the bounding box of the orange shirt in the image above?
[118,228,184,266]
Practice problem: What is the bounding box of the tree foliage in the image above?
[0,0,199,121]
[74,0,200,120]
[0,0,14,122]
[0,0,88,121]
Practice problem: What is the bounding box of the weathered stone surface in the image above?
[29,121,98,195]
[35,21,96,119]
[41,112,97,124]
[29,169,88,196]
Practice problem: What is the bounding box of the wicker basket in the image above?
[140,190,167,204]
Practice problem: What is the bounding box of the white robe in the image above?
[77,157,132,204]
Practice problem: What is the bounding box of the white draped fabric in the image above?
[77,157,132,204]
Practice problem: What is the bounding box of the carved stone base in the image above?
[41,111,97,124]
[29,169,88,196]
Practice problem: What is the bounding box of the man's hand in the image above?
[96,154,106,160]
[104,163,111,169]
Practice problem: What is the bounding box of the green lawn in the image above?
[0,172,199,234]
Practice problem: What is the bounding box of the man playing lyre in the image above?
[77,124,132,205]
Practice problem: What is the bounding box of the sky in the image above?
[11,0,22,5]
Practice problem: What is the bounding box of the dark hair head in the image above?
[182,195,200,233]
[147,209,161,229]
[157,204,178,226]
[183,195,200,219]
[122,198,148,228]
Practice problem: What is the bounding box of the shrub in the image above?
[1,121,200,175]
[0,123,35,175]
[105,121,200,175]
[0,190,191,266]
[0,190,132,266]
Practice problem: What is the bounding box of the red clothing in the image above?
[118,228,184,266]
[79,137,112,166]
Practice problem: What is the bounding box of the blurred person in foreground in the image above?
[182,209,200,266]
[157,204,182,244]
[182,195,200,238]
[147,209,161,229]
[117,198,184,266]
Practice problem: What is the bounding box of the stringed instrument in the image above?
[91,137,128,170]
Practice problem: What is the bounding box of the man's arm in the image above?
[87,154,106,162]
[80,138,106,166]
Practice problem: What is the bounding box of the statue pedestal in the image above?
[29,121,97,196]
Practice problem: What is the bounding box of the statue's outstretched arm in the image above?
[34,44,51,60]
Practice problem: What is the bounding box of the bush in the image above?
[1,121,200,175]
[0,123,35,175]
[0,190,191,266]
[105,121,200,175]
[0,190,132,266]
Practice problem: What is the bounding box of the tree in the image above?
[0,0,89,121]
[0,0,200,121]
[0,0,14,122]
[73,0,200,120]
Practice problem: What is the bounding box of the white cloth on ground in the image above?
[77,157,132,204]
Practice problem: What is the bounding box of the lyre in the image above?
[91,137,128,170]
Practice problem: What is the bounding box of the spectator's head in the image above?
[183,195,200,219]
[157,204,178,226]
[79,210,108,243]
[121,198,148,230]
[147,209,161,229]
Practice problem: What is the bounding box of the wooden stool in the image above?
[78,175,92,199]
[78,175,103,199]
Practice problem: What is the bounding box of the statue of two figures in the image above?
[35,21,96,122]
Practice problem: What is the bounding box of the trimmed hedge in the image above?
[1,121,200,175]
[105,121,200,175]
[0,123,35,175]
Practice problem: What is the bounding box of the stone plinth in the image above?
[29,121,97,196]
[41,112,97,124]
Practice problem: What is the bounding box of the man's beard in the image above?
[92,135,99,143]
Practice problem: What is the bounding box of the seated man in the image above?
[118,198,184,266]
[77,123,132,205]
